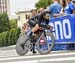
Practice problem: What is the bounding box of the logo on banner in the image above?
[47,19,72,40]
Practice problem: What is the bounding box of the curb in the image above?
[0,45,16,50]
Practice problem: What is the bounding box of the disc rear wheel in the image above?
[16,33,29,56]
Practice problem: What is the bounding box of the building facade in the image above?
[16,10,31,28]
[0,0,10,15]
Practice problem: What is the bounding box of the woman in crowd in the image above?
[60,0,67,15]
[64,0,75,14]
[72,0,75,14]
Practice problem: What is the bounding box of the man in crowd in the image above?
[49,0,62,18]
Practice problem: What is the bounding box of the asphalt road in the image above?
[0,45,75,63]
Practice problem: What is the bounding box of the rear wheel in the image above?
[37,32,55,55]
[16,32,29,56]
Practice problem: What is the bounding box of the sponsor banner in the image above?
[47,14,75,43]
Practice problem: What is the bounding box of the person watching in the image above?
[49,0,62,18]
[29,9,37,53]
[64,0,75,14]
[72,0,75,14]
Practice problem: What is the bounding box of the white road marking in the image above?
[5,57,75,63]
[0,52,75,61]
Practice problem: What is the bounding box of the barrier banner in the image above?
[48,14,75,44]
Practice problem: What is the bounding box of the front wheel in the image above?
[37,32,55,55]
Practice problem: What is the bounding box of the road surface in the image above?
[0,45,75,63]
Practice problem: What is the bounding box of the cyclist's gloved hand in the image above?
[46,25,53,30]
[49,25,53,30]
[46,25,50,29]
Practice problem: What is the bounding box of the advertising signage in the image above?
[48,14,75,44]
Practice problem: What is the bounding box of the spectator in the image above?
[31,9,37,17]
[72,0,75,14]
[64,0,75,14]
[72,0,75,5]
[26,14,31,20]
[49,0,62,18]
[30,9,38,24]
[64,0,75,50]
[37,8,44,13]
[21,23,30,33]
[29,9,37,53]
[60,0,67,15]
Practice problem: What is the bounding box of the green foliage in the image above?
[9,19,17,29]
[8,29,14,45]
[0,12,18,33]
[0,28,21,47]
[35,0,52,9]
[0,13,10,33]
[0,12,20,47]
[0,34,3,47]
[1,32,9,46]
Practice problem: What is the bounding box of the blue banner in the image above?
[48,14,75,44]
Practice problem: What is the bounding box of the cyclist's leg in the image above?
[29,24,40,37]
[32,24,40,32]
[30,24,40,53]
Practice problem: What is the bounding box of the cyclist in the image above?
[29,11,49,34]
[28,11,50,53]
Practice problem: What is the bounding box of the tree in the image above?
[9,19,17,29]
[0,13,10,33]
[35,0,52,9]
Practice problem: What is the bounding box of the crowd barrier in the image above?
[48,14,75,50]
